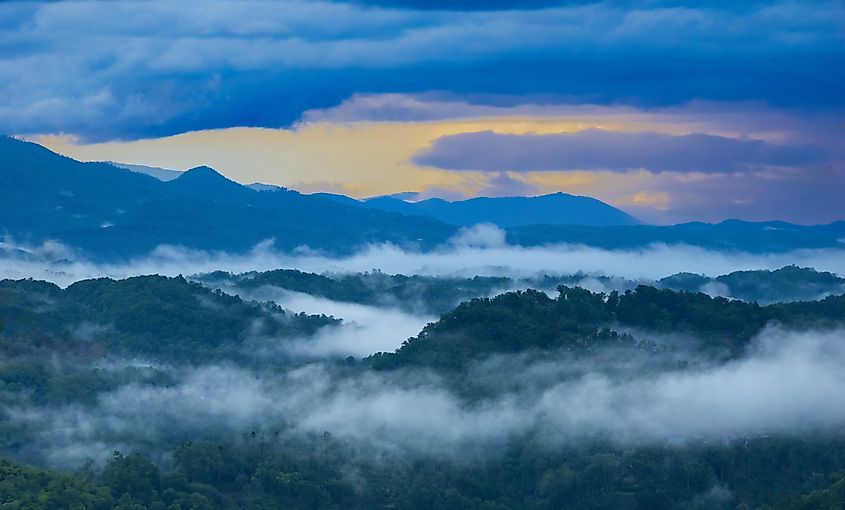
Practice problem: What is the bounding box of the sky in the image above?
[3,0,844,224]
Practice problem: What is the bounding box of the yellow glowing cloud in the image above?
[38,117,633,198]
[622,191,672,209]
[29,102,830,226]
[35,113,719,220]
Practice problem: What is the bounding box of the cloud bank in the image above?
[3,0,843,139]
[8,327,845,468]
[413,129,826,173]
[237,288,435,358]
[4,228,845,469]
[3,233,845,287]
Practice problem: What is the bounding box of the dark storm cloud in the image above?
[338,0,598,10]
[412,129,826,173]
[1,0,843,140]
[336,0,781,11]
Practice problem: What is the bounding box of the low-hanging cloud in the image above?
[237,287,434,358]
[413,129,826,173]
[8,327,845,469]
[302,329,845,449]
[3,230,845,286]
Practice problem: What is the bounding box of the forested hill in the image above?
[3,276,845,509]
[199,269,513,314]
[369,286,845,370]
[200,265,845,315]
[4,274,843,371]
[658,265,845,304]
[0,275,336,361]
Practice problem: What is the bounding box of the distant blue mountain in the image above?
[507,220,845,253]
[248,182,288,192]
[2,136,844,261]
[323,193,641,227]
[0,136,455,260]
[164,165,256,201]
[108,161,183,181]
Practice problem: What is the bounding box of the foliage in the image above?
[370,285,845,370]
[202,265,845,318]
[659,265,845,304]
[4,436,845,509]
[0,275,337,361]
[3,274,845,508]
[204,269,512,314]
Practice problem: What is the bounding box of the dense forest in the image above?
[657,266,845,304]
[3,437,845,509]
[198,269,514,315]
[199,265,845,315]
[0,276,336,361]
[1,274,845,509]
[369,284,845,371]
[4,0,845,507]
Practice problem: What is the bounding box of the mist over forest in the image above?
[2,1,845,505]
[3,229,845,509]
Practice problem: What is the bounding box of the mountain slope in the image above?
[163,165,256,202]
[368,285,845,370]
[507,220,845,253]
[659,265,845,303]
[0,136,457,259]
[321,191,641,227]
[108,161,183,181]
[3,136,845,259]
[1,136,163,236]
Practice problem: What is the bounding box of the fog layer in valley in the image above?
[6,327,845,469]
[3,225,845,287]
[238,288,435,358]
[3,225,845,472]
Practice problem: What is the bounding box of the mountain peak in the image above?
[172,166,240,186]
[166,165,253,200]
[180,165,226,179]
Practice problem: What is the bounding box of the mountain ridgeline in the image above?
[0,275,337,362]
[3,136,845,261]
[0,136,453,260]
[199,265,845,314]
[4,135,845,508]
[316,192,640,227]
[368,284,845,370]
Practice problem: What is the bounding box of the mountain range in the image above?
[2,135,844,261]
[100,156,641,228]
[1,136,453,259]
[315,192,640,228]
